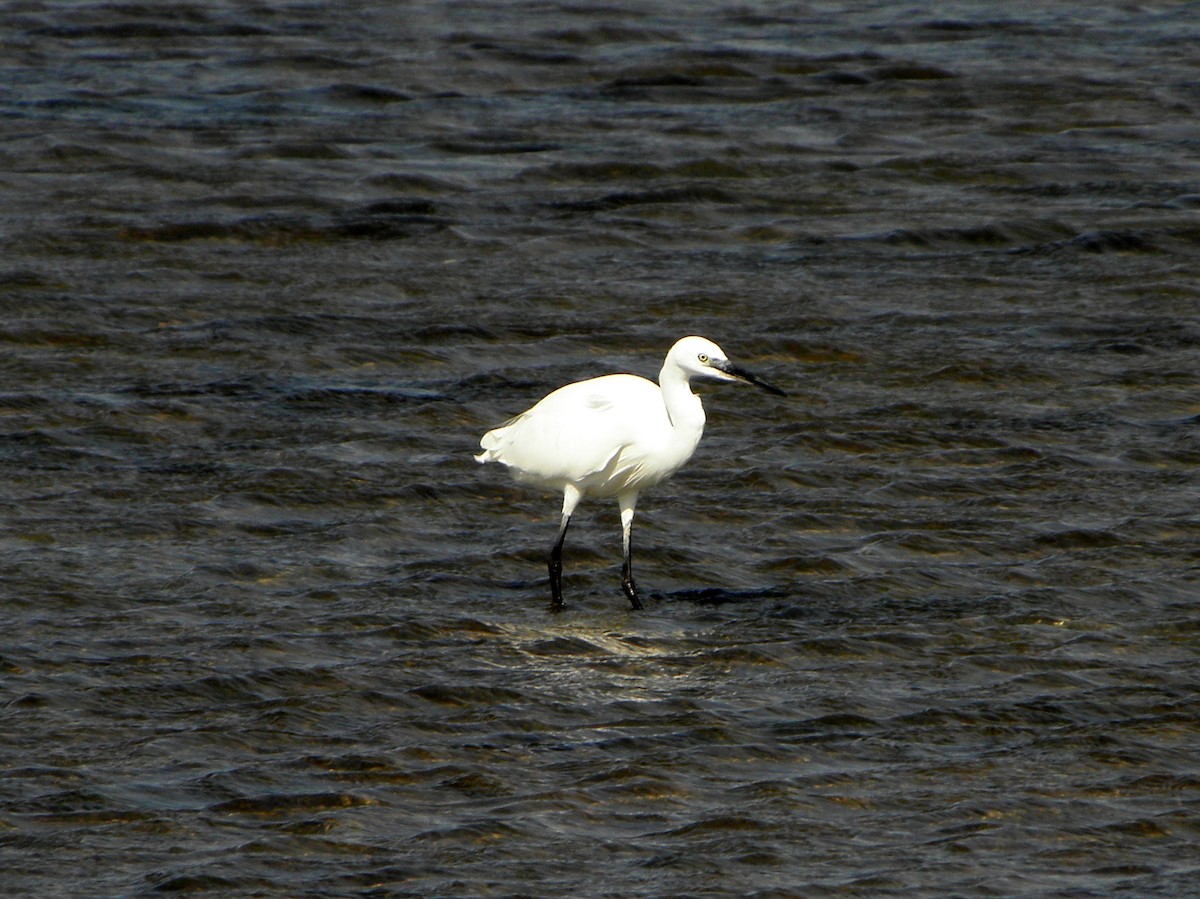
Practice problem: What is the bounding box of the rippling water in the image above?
[3,1,1199,895]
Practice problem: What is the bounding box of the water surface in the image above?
[2,2,1199,896]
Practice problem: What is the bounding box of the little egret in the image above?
[475,336,785,611]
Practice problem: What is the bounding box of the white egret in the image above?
[475,336,785,611]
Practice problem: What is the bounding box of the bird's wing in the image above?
[583,393,616,412]
[478,374,666,486]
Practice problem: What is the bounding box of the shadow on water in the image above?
[655,585,790,606]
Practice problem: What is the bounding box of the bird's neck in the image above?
[658,363,706,441]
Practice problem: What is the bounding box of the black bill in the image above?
[713,359,787,397]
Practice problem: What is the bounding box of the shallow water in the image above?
[2,1,1199,896]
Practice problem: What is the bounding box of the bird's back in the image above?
[476,373,684,496]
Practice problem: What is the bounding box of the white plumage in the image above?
[476,336,784,611]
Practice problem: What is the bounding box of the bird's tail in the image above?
[474,435,497,464]
[474,417,519,464]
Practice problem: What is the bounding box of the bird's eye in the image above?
[698,353,709,364]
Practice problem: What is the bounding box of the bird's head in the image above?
[668,336,786,396]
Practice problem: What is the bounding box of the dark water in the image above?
[3,1,1199,895]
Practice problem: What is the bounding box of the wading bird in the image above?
[475,336,785,611]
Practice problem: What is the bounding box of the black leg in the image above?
[618,491,643,611]
[621,558,643,610]
[547,518,569,612]
[621,536,644,611]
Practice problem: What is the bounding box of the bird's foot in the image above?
[548,552,565,613]
[622,576,644,611]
